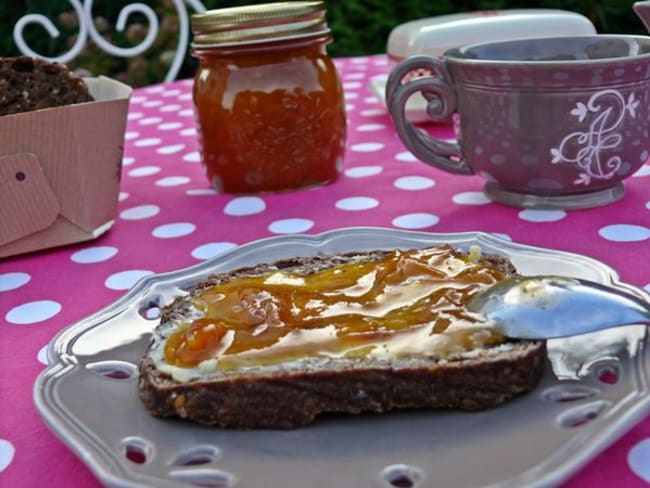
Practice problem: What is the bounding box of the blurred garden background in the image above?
[1,0,644,87]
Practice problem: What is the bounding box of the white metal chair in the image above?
[13,0,207,82]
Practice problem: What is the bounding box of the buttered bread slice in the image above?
[138,245,546,429]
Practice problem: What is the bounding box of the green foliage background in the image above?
[1,0,644,86]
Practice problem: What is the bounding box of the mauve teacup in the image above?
[385,35,650,209]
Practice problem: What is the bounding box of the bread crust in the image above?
[138,247,546,429]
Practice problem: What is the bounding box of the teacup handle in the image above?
[385,55,474,175]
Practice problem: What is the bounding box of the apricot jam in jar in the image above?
[191,1,346,193]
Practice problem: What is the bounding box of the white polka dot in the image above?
[145,85,164,93]
[350,142,384,152]
[160,104,181,112]
[335,196,379,211]
[345,103,355,112]
[105,270,153,290]
[396,151,417,162]
[452,191,491,205]
[518,209,567,223]
[268,218,314,234]
[224,196,266,216]
[6,300,61,324]
[120,204,160,220]
[138,116,163,125]
[179,109,194,117]
[158,122,183,130]
[633,164,650,177]
[360,109,386,117]
[128,166,161,177]
[357,123,386,132]
[37,344,49,365]
[394,176,435,190]
[124,131,139,140]
[641,150,649,162]
[0,272,31,292]
[186,188,217,196]
[345,72,366,80]
[122,157,135,166]
[628,438,650,482]
[155,176,191,187]
[191,242,238,260]
[0,440,15,473]
[143,100,163,108]
[373,58,389,66]
[343,81,362,90]
[130,95,147,103]
[162,89,181,97]
[118,192,129,201]
[157,144,186,155]
[70,246,118,263]
[178,93,192,101]
[344,166,383,178]
[134,137,162,147]
[127,112,143,120]
[364,96,379,104]
[183,152,201,163]
[350,58,369,64]
[344,92,358,100]
[599,224,650,242]
[392,213,439,229]
[152,222,196,238]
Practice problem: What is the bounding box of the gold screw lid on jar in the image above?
[191,1,330,47]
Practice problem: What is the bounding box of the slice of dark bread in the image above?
[138,247,546,429]
[0,56,94,116]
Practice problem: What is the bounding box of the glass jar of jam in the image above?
[191,1,346,193]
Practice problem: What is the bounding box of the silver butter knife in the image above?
[467,275,650,339]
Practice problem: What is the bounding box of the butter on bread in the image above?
[138,245,546,429]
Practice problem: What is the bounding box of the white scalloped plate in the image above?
[34,228,650,488]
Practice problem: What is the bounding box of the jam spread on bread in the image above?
[164,245,507,368]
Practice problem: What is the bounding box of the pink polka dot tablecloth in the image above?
[2,54,650,487]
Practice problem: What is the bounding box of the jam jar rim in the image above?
[191,30,333,52]
[192,1,329,47]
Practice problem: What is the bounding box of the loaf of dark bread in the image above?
[139,247,546,429]
[0,56,94,116]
